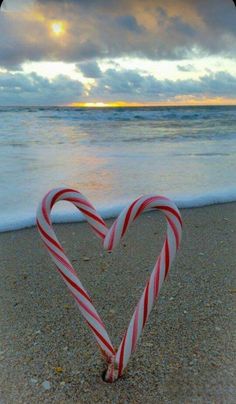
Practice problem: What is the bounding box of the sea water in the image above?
[0,105,236,232]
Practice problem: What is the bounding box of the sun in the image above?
[51,22,64,36]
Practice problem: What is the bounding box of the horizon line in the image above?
[1,103,236,108]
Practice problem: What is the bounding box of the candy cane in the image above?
[36,188,182,382]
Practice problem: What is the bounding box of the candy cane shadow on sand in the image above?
[36,187,182,382]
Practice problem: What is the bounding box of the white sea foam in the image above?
[1,188,236,233]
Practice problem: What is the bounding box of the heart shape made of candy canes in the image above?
[37,187,182,382]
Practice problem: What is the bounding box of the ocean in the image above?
[0,105,236,232]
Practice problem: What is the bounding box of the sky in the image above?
[0,0,236,106]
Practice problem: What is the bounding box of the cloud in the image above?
[115,15,144,34]
[0,71,84,105]
[89,69,236,101]
[77,61,102,78]
[200,71,236,96]
[2,67,235,105]
[177,64,196,72]
[0,0,235,68]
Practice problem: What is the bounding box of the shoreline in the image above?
[0,203,236,403]
[2,195,236,234]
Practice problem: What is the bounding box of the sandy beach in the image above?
[0,203,235,404]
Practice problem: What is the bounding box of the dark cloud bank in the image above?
[0,0,235,68]
[1,70,236,106]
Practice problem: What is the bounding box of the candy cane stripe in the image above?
[50,188,90,209]
[157,205,182,226]
[154,258,161,299]
[79,207,106,227]
[143,280,150,327]
[122,198,141,236]
[166,216,180,248]
[37,219,64,252]
[60,197,94,209]
[56,267,91,303]
[133,196,158,220]
[107,220,117,251]
[37,188,182,383]
[73,294,104,327]
[88,322,115,356]
[42,199,51,226]
[164,240,170,278]
[131,304,140,353]
[90,224,107,239]
[118,330,127,378]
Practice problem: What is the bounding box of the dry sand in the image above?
[0,203,236,403]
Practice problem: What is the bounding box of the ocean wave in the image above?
[1,105,232,122]
[1,189,236,233]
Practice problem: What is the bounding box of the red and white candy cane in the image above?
[36,188,182,382]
